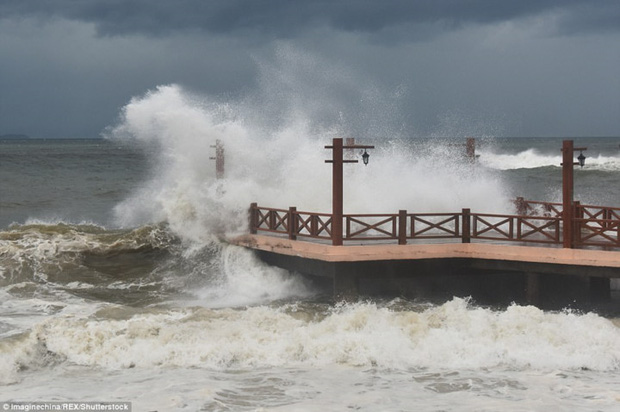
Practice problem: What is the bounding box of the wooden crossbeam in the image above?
[518,218,559,241]
[411,215,458,237]
[256,209,269,228]
[346,216,396,238]
[474,216,513,239]
[579,220,620,244]
[271,210,288,231]
[297,214,332,237]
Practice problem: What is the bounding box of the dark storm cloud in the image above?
[1,0,619,139]
[2,0,619,38]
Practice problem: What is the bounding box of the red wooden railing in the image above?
[512,198,620,248]
[248,200,620,249]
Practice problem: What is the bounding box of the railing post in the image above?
[398,210,407,245]
[311,215,318,237]
[462,208,471,243]
[288,207,297,240]
[249,203,257,234]
[515,196,527,216]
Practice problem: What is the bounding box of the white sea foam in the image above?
[478,148,620,171]
[186,243,316,308]
[2,298,618,380]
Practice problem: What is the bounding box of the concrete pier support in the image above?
[590,277,611,302]
[525,272,541,305]
[234,235,620,309]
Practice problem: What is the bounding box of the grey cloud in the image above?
[2,0,618,39]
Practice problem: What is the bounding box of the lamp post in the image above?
[325,137,375,245]
[209,139,224,179]
[561,140,587,248]
[466,137,476,163]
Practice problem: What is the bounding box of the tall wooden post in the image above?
[562,140,574,248]
[345,137,355,160]
[332,138,344,246]
[325,137,374,246]
[210,139,225,179]
[561,140,587,248]
[466,137,476,163]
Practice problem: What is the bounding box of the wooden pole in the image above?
[332,138,344,246]
[466,137,476,163]
[562,140,574,248]
[345,137,355,160]
[325,137,373,246]
[210,139,225,179]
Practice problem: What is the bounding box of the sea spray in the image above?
[106,84,514,242]
[2,298,618,377]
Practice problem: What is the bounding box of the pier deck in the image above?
[231,234,620,308]
[234,234,620,271]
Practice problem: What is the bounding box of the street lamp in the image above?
[325,138,375,245]
[561,140,587,248]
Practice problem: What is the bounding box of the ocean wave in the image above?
[478,149,620,171]
[2,298,618,383]
[0,222,176,287]
[0,220,316,311]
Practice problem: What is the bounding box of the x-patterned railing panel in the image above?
[345,214,397,240]
[410,213,460,239]
[472,213,514,241]
[254,206,290,235]
[295,210,333,239]
[576,218,620,247]
[517,216,560,243]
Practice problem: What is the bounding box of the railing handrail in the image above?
[249,201,619,250]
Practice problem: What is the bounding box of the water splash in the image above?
[105,83,512,243]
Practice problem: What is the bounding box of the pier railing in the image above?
[248,201,620,249]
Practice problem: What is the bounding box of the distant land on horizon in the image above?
[1,134,30,139]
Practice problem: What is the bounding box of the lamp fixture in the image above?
[361,149,370,165]
[577,151,586,168]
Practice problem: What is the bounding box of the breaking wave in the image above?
[478,148,620,171]
[1,298,618,384]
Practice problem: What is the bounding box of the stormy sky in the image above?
[1,0,619,139]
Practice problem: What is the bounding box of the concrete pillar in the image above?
[590,277,611,302]
[525,272,540,306]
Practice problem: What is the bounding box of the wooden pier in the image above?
[233,202,620,307]
[229,139,620,308]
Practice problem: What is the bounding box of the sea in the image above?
[1,87,620,411]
